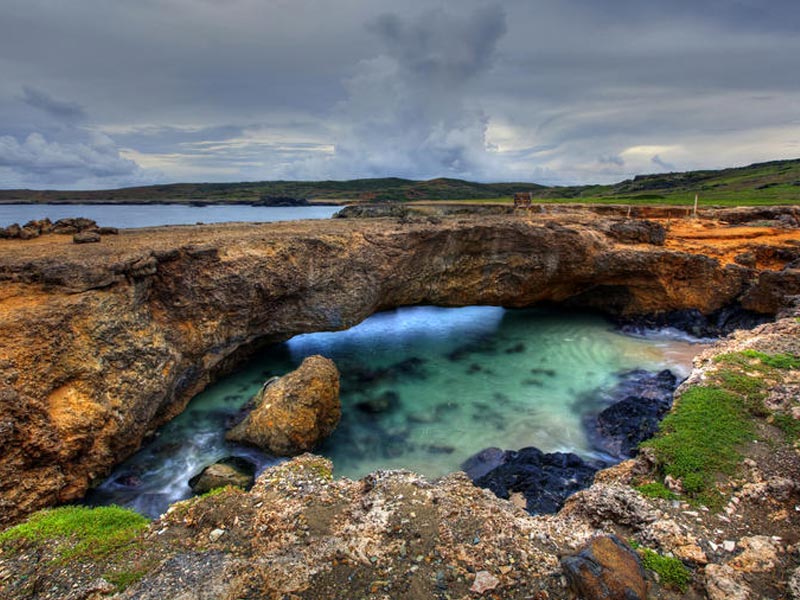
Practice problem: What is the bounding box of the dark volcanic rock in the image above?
[0,223,21,239]
[471,447,602,515]
[585,369,679,459]
[562,535,648,600]
[592,397,671,458]
[618,305,771,338]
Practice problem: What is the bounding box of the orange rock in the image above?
[561,535,648,600]
[226,355,340,456]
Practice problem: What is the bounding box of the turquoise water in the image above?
[0,204,339,228]
[88,306,704,517]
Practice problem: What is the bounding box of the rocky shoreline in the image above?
[0,206,799,598]
[0,312,798,598]
[0,206,798,524]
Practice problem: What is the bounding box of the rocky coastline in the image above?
[0,206,799,598]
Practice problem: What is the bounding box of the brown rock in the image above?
[18,226,40,240]
[226,356,340,456]
[608,219,666,245]
[561,535,648,600]
[189,458,255,494]
[73,230,101,244]
[1,223,21,238]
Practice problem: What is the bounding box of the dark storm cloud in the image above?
[21,87,87,122]
[293,5,509,180]
[0,0,797,187]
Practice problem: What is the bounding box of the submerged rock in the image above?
[226,355,340,456]
[562,535,648,600]
[188,457,256,494]
[469,446,602,515]
[592,396,671,458]
[355,390,400,414]
[461,447,507,480]
[584,369,679,459]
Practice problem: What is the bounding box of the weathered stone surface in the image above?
[226,356,340,456]
[728,535,778,573]
[789,565,800,600]
[561,483,658,529]
[72,230,101,244]
[188,457,255,494]
[641,518,707,564]
[705,564,752,600]
[0,209,797,523]
[608,219,666,245]
[561,535,648,600]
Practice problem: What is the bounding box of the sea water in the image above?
[87,306,704,517]
[0,203,339,229]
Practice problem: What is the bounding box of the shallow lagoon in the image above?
[88,306,704,517]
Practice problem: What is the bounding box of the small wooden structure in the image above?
[513,192,532,208]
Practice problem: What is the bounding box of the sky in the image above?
[0,0,798,189]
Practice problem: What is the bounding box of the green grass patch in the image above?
[739,349,800,370]
[717,370,765,396]
[0,505,148,561]
[642,386,752,505]
[635,482,678,501]
[715,349,800,376]
[773,414,800,442]
[639,547,692,592]
[103,567,150,592]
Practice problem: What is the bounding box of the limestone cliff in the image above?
[0,208,798,524]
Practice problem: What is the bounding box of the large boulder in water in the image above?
[226,355,340,456]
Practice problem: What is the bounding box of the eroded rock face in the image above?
[0,209,798,523]
[226,356,340,456]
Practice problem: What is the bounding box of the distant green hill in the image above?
[537,158,800,206]
[0,177,545,204]
[1,159,798,206]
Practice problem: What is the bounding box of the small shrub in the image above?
[635,482,677,500]
[738,349,800,370]
[639,547,692,592]
[773,414,800,442]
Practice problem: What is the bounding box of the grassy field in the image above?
[1,159,798,207]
